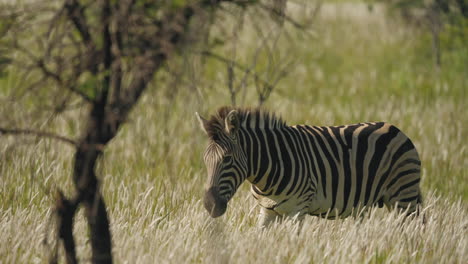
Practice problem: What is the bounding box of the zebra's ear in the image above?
[225,110,239,135]
[195,112,209,135]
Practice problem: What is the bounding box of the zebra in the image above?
[196,106,422,226]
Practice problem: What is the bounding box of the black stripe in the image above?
[232,165,244,188]
[252,185,263,195]
[248,127,260,178]
[240,127,253,178]
[245,116,256,179]
[219,175,235,192]
[298,126,321,192]
[308,126,340,209]
[364,124,399,205]
[342,125,360,210]
[270,129,291,194]
[286,127,308,196]
[344,124,360,148]
[219,185,230,192]
[319,126,341,163]
[372,138,415,206]
[399,194,420,203]
[264,129,281,191]
[392,158,421,172]
[375,131,414,204]
[252,126,270,184]
[306,126,328,199]
[329,125,352,214]
[276,127,298,195]
[389,178,420,201]
[375,139,414,195]
[295,127,315,191]
[386,168,420,190]
[353,123,380,207]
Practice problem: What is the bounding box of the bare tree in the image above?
[0,0,299,263]
[198,1,317,107]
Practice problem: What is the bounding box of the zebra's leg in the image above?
[289,212,306,235]
[386,188,424,223]
[351,206,369,223]
[391,191,419,214]
[385,154,422,219]
[413,192,426,224]
[258,207,281,228]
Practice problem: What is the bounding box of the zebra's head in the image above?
[196,109,248,218]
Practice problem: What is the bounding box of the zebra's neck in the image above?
[238,125,314,196]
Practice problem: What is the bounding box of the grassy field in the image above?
[1,2,467,263]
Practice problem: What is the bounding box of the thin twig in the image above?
[36,60,95,103]
[0,128,77,146]
[199,50,279,90]
[11,41,95,103]
[63,0,93,46]
[255,1,316,38]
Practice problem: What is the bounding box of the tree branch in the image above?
[119,4,196,117]
[0,127,77,146]
[200,50,281,91]
[120,53,162,116]
[63,0,100,74]
[12,39,95,103]
[100,0,112,105]
[256,1,317,38]
[63,0,93,46]
[35,59,95,103]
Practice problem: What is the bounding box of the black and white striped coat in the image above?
[197,107,422,226]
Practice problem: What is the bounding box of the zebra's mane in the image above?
[205,106,286,140]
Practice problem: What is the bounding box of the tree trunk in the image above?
[71,102,115,264]
[56,192,78,264]
[84,193,112,263]
[73,146,112,263]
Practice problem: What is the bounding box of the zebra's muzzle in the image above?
[204,187,227,218]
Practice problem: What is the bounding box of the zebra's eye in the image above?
[223,155,233,163]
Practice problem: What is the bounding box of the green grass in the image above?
[1,1,467,263]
